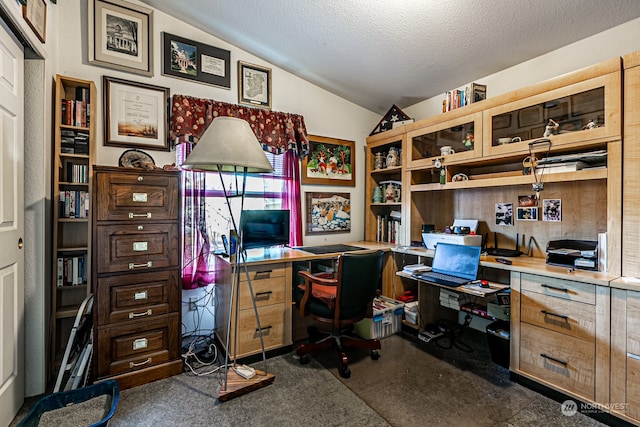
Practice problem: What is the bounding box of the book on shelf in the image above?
[536,160,588,174]
[376,214,402,244]
[403,263,431,274]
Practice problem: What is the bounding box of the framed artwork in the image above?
[543,199,562,222]
[517,207,538,221]
[518,105,543,127]
[518,194,538,207]
[162,32,231,89]
[88,0,153,76]
[302,135,355,186]
[22,0,46,43]
[492,113,512,130]
[305,192,351,234]
[103,76,170,151]
[238,61,271,109]
[495,203,513,226]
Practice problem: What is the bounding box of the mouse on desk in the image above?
[480,280,490,288]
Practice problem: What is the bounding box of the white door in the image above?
[0,18,25,427]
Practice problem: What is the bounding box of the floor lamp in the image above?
[181,116,276,401]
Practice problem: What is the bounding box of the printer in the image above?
[421,219,483,250]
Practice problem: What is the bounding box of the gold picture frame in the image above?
[302,135,355,186]
[89,0,153,76]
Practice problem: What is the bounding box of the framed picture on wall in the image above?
[103,76,170,151]
[302,135,355,186]
[162,32,231,89]
[88,0,154,76]
[238,61,272,109]
[305,192,351,234]
[22,0,46,43]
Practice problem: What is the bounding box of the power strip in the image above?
[234,364,256,379]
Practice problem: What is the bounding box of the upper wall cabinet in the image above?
[407,111,483,170]
[482,59,622,158]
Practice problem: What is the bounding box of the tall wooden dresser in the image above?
[92,166,182,389]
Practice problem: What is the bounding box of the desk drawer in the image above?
[232,304,285,356]
[240,263,286,282]
[521,273,595,305]
[96,270,180,325]
[95,314,180,377]
[237,276,286,310]
[521,290,595,341]
[520,323,595,400]
[95,223,179,274]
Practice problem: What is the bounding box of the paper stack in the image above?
[403,263,431,275]
[404,300,419,325]
[439,289,469,310]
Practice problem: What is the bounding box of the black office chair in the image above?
[294,250,384,378]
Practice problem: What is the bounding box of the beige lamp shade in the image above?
[181,116,274,173]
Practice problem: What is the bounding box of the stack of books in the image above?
[402,263,431,275]
[439,289,470,310]
[404,301,419,325]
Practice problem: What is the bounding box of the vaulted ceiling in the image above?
[141,0,640,114]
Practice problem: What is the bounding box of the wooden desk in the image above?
[213,241,397,359]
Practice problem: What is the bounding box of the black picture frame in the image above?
[238,61,272,110]
[162,32,231,89]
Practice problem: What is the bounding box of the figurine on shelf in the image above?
[386,147,399,167]
[543,119,559,137]
[582,119,598,130]
[372,185,383,203]
[463,132,474,150]
[374,152,384,170]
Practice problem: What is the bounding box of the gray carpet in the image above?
[109,352,389,427]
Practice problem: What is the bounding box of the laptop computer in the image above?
[414,242,482,287]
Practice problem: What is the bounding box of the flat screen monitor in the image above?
[240,209,290,249]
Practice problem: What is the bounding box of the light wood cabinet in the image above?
[92,166,182,389]
[50,75,96,377]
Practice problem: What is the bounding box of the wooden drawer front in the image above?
[520,323,595,400]
[521,290,595,341]
[237,276,286,310]
[96,315,180,377]
[96,270,180,325]
[95,171,178,221]
[521,273,596,305]
[95,223,179,274]
[232,304,285,356]
[240,263,286,282]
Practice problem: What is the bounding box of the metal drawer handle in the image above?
[129,357,152,368]
[540,283,568,292]
[129,261,152,269]
[540,353,568,366]
[540,310,568,321]
[254,270,273,279]
[129,309,152,319]
[255,291,273,299]
[255,325,273,333]
[129,212,152,219]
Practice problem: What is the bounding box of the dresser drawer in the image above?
[230,304,285,356]
[521,290,595,341]
[95,170,179,221]
[96,270,180,326]
[95,315,180,377]
[521,273,596,305]
[95,223,179,274]
[520,323,595,400]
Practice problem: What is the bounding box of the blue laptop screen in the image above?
[431,243,482,281]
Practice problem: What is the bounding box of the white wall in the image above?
[405,17,640,121]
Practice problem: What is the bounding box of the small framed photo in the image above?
[238,61,271,110]
[302,135,355,186]
[543,199,562,222]
[517,207,538,221]
[518,194,538,207]
[162,32,231,89]
[103,76,170,151]
[88,0,153,76]
[305,192,351,235]
[22,0,46,43]
[495,203,513,226]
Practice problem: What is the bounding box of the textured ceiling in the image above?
[141,0,640,114]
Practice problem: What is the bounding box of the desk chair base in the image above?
[296,329,381,378]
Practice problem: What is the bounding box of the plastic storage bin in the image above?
[355,296,404,339]
[18,380,119,427]
[486,320,510,369]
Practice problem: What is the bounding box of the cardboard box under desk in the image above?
[354,296,404,340]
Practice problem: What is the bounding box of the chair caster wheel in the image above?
[299,354,309,365]
[370,350,380,360]
[339,366,351,378]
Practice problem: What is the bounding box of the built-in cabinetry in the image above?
[92,166,182,389]
[215,258,293,359]
[511,273,610,404]
[50,75,96,376]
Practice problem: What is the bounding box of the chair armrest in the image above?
[297,270,338,317]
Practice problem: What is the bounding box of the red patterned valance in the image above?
[170,94,309,155]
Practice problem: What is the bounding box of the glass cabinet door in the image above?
[407,112,482,169]
[483,72,621,157]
